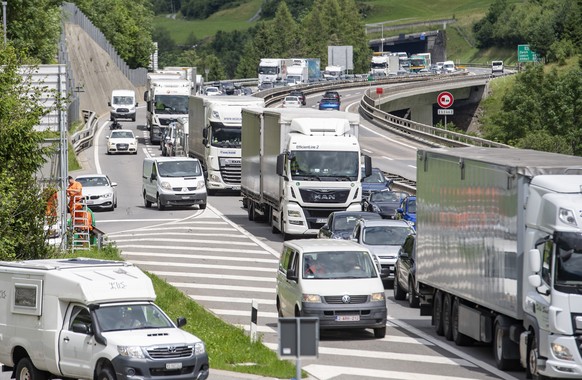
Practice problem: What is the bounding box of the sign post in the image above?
[437,91,454,129]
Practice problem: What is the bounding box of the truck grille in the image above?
[324,295,368,304]
[147,345,193,359]
[299,189,350,204]
[219,158,241,184]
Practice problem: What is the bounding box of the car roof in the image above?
[284,238,369,253]
[331,211,381,218]
[76,174,107,179]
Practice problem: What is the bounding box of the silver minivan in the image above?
[142,157,207,210]
[276,239,387,338]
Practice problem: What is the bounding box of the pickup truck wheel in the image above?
[433,291,444,336]
[443,293,453,340]
[16,358,47,380]
[408,278,420,308]
[97,366,116,380]
[452,297,472,346]
[393,276,406,300]
[374,327,386,338]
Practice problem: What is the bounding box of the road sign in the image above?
[437,109,454,115]
[437,92,454,108]
[518,44,539,63]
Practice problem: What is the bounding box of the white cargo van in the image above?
[0,258,209,380]
[276,239,387,338]
[491,60,504,74]
[109,89,138,122]
[142,157,207,210]
[442,60,456,73]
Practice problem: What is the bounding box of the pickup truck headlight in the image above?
[370,292,385,302]
[118,345,145,359]
[160,181,172,190]
[194,342,206,355]
[303,294,322,303]
[551,343,574,361]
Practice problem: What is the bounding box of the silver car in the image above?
[76,174,117,211]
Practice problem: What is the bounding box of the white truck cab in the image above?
[0,258,209,380]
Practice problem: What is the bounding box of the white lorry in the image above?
[257,58,294,85]
[0,258,209,380]
[188,96,265,194]
[414,147,582,378]
[323,65,345,80]
[241,108,371,239]
[370,55,390,77]
[144,70,192,145]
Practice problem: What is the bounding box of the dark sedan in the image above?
[318,211,381,240]
[394,234,419,307]
[362,190,409,219]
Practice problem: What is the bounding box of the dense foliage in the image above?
[0,45,62,260]
[180,0,247,19]
[473,0,582,61]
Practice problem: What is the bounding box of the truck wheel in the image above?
[393,276,406,300]
[374,327,386,338]
[452,298,473,346]
[16,358,47,380]
[247,202,255,221]
[494,320,519,370]
[527,332,545,380]
[443,293,453,340]
[408,278,420,308]
[433,291,444,336]
[96,366,116,380]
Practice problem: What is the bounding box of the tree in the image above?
[270,2,301,57]
[0,45,62,260]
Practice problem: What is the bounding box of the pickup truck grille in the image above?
[147,345,193,359]
[219,158,241,184]
[324,295,368,304]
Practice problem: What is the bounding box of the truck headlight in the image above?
[370,292,385,302]
[194,342,206,355]
[160,181,172,190]
[303,294,321,303]
[551,343,574,361]
[118,345,145,359]
[288,210,301,217]
[559,208,577,227]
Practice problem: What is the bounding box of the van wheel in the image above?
[96,365,116,380]
[143,193,151,208]
[157,195,165,210]
[374,327,386,338]
[16,358,48,380]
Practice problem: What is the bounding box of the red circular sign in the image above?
[437,91,454,108]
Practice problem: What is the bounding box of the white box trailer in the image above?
[0,258,209,380]
[415,147,582,378]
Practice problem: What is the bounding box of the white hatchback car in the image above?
[106,129,138,155]
[276,239,387,338]
[76,174,117,211]
[282,95,302,108]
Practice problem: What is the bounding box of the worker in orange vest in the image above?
[66,176,83,213]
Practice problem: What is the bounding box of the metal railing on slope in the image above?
[70,110,99,154]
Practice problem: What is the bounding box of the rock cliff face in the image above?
[65,23,144,118]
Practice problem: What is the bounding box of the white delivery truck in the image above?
[370,55,390,77]
[109,89,137,122]
[257,58,294,85]
[188,96,265,194]
[241,108,371,240]
[414,147,582,378]
[0,258,209,380]
[144,71,192,145]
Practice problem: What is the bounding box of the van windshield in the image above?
[95,304,174,331]
[158,160,202,177]
[303,250,378,279]
[113,96,134,105]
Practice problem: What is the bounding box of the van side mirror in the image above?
[150,173,157,181]
[108,101,111,107]
[135,102,139,107]
[176,317,187,328]
[286,269,298,282]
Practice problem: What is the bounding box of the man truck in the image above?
[257,58,294,86]
[188,96,265,194]
[414,147,582,379]
[241,108,371,240]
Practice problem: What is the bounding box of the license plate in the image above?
[316,218,327,223]
[166,363,182,370]
[232,186,241,191]
[181,196,190,199]
[85,200,94,205]
[336,315,360,322]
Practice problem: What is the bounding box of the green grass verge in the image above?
[65,245,299,378]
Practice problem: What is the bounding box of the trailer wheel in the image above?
[452,298,473,346]
[433,291,444,336]
[443,293,453,341]
[16,358,47,380]
[247,202,255,221]
[494,320,519,370]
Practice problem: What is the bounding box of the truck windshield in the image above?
[157,160,202,177]
[95,304,174,331]
[371,62,387,69]
[258,66,278,75]
[290,151,359,181]
[210,124,241,148]
[553,232,582,287]
[303,250,378,279]
[154,95,188,114]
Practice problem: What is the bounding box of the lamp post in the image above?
[2,1,6,46]
[204,68,210,84]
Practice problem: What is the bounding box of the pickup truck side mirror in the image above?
[72,322,92,335]
[176,317,187,328]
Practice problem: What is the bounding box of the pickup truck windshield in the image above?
[290,151,359,181]
[95,304,174,331]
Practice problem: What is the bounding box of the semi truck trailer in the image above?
[414,147,582,379]
[241,108,371,239]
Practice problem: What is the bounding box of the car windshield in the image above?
[77,177,109,187]
[363,226,414,246]
[94,304,174,332]
[157,160,202,177]
[370,191,407,203]
[363,170,385,183]
[303,250,378,279]
[111,131,134,139]
[154,95,188,114]
[285,96,299,102]
[289,150,359,181]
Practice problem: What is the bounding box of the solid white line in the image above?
[302,364,481,380]
[129,253,277,264]
[119,245,270,255]
[210,309,279,319]
[113,231,246,239]
[263,343,473,366]
[388,317,521,380]
[190,295,276,305]
[408,164,417,169]
[381,155,394,161]
[127,260,276,273]
[152,271,276,282]
[170,282,275,293]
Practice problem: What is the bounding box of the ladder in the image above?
[71,195,91,251]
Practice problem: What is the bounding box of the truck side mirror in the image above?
[143,91,149,102]
[202,128,208,139]
[276,154,285,177]
[528,275,542,288]
[364,155,372,177]
[529,248,541,273]
[108,101,111,107]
